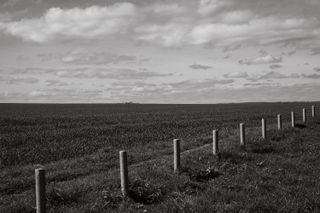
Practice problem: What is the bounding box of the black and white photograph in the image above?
[0,0,320,212]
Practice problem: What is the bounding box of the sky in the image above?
[0,0,320,103]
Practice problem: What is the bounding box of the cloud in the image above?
[223,71,300,81]
[45,80,68,87]
[167,79,234,91]
[224,71,248,78]
[107,80,320,103]
[28,88,103,102]
[109,78,234,99]
[0,88,104,103]
[55,68,173,80]
[60,48,138,65]
[4,83,319,103]
[148,3,186,16]
[1,66,169,80]
[1,0,20,8]
[187,16,318,47]
[301,73,320,79]
[1,0,41,8]
[258,49,269,56]
[247,71,299,81]
[1,1,319,50]
[231,83,320,102]
[197,0,231,16]
[224,54,231,59]
[239,55,282,65]
[0,12,11,22]
[310,48,320,55]
[135,22,191,47]
[109,82,171,98]
[269,64,282,69]
[223,44,241,52]
[243,82,280,87]
[0,66,81,75]
[288,51,296,56]
[0,75,39,84]
[219,10,255,24]
[189,64,213,70]
[1,3,136,42]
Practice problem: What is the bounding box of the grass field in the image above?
[0,102,319,212]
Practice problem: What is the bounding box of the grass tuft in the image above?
[129,179,165,204]
[177,180,204,195]
[100,187,123,209]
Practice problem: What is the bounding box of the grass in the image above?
[0,102,315,167]
[1,102,320,212]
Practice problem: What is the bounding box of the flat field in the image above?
[0,102,314,167]
[0,102,320,212]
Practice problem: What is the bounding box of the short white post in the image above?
[262,118,266,139]
[35,168,46,213]
[173,139,180,173]
[240,123,245,147]
[119,150,129,196]
[277,114,282,130]
[312,105,315,118]
[212,130,219,155]
[302,108,306,123]
[291,112,295,127]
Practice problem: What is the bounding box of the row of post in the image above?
[33,106,316,212]
[117,106,316,196]
[291,106,315,127]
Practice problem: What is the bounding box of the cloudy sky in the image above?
[0,0,320,103]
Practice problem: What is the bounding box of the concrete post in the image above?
[277,114,282,130]
[291,112,295,127]
[173,139,180,173]
[212,130,219,155]
[240,123,245,147]
[119,150,129,196]
[262,118,266,139]
[312,105,315,118]
[35,168,46,213]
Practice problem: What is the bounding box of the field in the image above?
[1,102,320,212]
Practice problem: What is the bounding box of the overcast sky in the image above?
[0,0,319,103]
